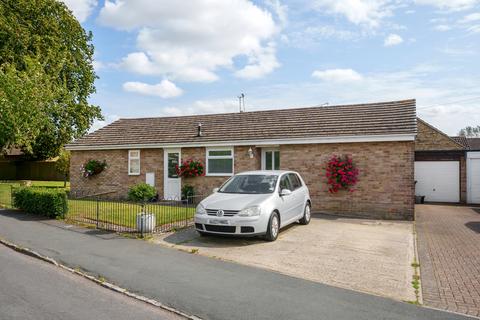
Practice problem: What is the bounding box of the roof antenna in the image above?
[238,93,245,112]
[320,102,329,107]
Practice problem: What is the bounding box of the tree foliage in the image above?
[458,126,480,137]
[55,148,70,187]
[0,0,102,159]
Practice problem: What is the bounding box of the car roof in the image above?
[236,170,297,176]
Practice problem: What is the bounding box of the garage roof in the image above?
[66,99,417,150]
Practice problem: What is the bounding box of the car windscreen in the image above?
[218,175,278,194]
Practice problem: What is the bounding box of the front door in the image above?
[164,149,181,200]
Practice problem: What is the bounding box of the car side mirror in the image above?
[280,189,292,196]
[212,187,219,193]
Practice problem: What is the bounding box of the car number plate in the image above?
[209,219,229,225]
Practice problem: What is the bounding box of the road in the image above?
[0,210,475,320]
[0,245,182,320]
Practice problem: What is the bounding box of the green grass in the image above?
[0,180,69,208]
[67,199,195,229]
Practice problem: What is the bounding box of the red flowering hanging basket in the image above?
[175,159,205,178]
[325,155,359,193]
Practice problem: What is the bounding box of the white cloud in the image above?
[434,24,452,31]
[62,0,97,22]
[122,80,183,98]
[312,69,363,82]
[311,0,393,27]
[384,33,403,46]
[98,0,281,82]
[460,12,480,23]
[415,0,479,11]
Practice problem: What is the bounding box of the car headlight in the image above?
[238,206,262,217]
[196,203,206,215]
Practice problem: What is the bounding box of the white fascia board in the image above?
[65,133,416,151]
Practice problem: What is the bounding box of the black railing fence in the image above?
[66,194,205,237]
[0,184,205,237]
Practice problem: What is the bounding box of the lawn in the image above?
[0,181,69,208]
[67,198,196,231]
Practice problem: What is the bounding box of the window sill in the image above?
[206,173,233,177]
[128,173,141,176]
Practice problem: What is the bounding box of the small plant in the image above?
[82,159,107,178]
[175,159,205,178]
[128,183,157,203]
[190,248,199,254]
[325,155,359,193]
[182,184,195,201]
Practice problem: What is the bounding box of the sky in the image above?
[62,0,480,135]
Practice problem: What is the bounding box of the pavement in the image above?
[155,214,416,302]
[0,244,182,320]
[416,205,480,318]
[0,209,475,320]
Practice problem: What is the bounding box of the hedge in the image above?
[12,187,68,218]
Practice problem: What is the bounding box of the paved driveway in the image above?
[155,214,416,302]
[416,205,480,317]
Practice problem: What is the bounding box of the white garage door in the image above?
[415,161,459,203]
[467,152,480,204]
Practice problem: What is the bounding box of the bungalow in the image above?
[66,99,418,220]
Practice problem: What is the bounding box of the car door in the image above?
[277,174,295,225]
[288,173,305,218]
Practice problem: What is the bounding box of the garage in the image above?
[467,152,480,204]
[415,161,460,203]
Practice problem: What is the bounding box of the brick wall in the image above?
[70,149,163,198]
[182,146,261,196]
[416,120,463,151]
[70,142,414,220]
[280,142,415,220]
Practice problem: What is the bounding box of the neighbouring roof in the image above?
[66,99,417,149]
[451,136,480,150]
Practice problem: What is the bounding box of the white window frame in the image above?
[128,150,141,175]
[206,147,234,176]
[262,148,280,170]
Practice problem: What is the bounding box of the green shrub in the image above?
[12,187,67,218]
[181,184,195,200]
[128,183,157,203]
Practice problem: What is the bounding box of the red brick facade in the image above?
[70,141,414,220]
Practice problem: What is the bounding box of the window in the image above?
[263,149,280,170]
[219,174,278,194]
[206,148,234,176]
[279,174,292,192]
[128,150,140,175]
[288,173,302,190]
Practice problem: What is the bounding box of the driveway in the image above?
[416,205,480,317]
[155,214,417,302]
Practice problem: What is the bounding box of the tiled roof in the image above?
[66,99,417,149]
[451,136,470,149]
[452,136,480,150]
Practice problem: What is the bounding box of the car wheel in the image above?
[299,203,311,225]
[265,212,280,241]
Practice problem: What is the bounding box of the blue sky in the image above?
[64,0,480,135]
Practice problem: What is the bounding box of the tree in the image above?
[0,0,102,159]
[458,126,480,137]
[55,148,70,188]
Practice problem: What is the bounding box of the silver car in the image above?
[194,170,311,241]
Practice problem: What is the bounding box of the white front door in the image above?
[164,149,181,200]
[415,161,460,202]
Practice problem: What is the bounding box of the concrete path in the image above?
[416,205,480,318]
[0,210,474,320]
[156,214,415,302]
[0,244,182,320]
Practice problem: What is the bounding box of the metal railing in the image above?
[66,194,205,237]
